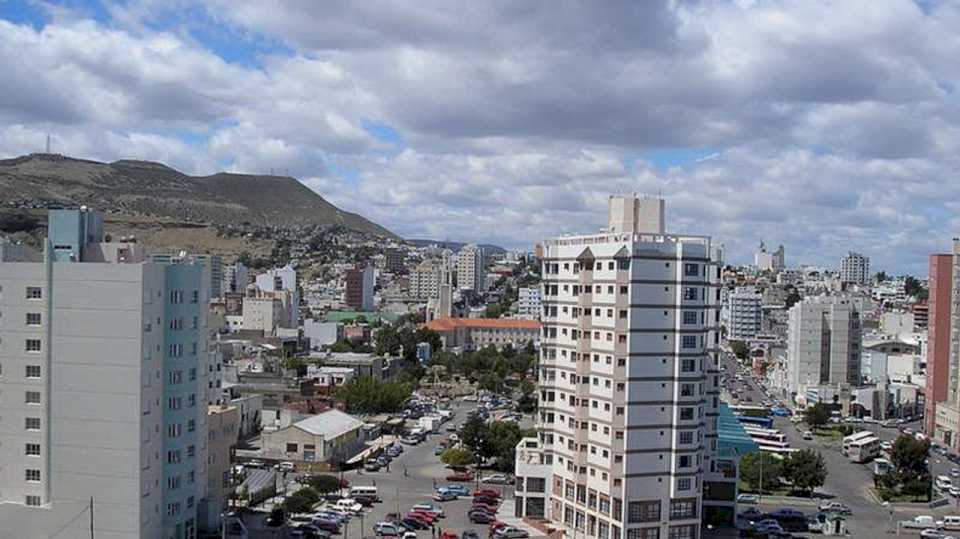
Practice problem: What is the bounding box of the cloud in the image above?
[1,1,960,275]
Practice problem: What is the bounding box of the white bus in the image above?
[843,431,881,463]
[349,486,379,498]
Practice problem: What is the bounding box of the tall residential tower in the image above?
[515,195,723,539]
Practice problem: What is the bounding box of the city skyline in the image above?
[0,1,958,274]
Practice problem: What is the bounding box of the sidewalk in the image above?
[497,499,549,537]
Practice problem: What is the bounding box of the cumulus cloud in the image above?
[1,0,960,274]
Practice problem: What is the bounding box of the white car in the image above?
[374,522,400,536]
[495,527,530,539]
[278,461,296,473]
[335,498,364,514]
[736,494,760,504]
[481,474,512,485]
[411,503,444,518]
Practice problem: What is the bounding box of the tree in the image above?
[282,487,321,514]
[306,474,342,494]
[484,303,504,319]
[804,403,831,431]
[891,434,930,479]
[875,271,888,283]
[459,415,489,456]
[267,506,286,527]
[729,340,749,360]
[334,376,412,414]
[785,288,803,310]
[517,380,537,413]
[739,451,782,492]
[440,448,475,467]
[782,449,827,496]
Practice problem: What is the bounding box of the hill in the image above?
[407,238,507,255]
[0,153,395,238]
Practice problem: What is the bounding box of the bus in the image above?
[842,431,881,463]
[736,415,774,429]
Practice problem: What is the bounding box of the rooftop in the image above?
[294,409,364,438]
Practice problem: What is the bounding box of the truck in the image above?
[899,515,942,530]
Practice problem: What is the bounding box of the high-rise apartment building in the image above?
[221,261,249,294]
[456,244,484,292]
[255,265,299,326]
[839,251,870,285]
[0,208,211,539]
[754,241,785,272]
[518,287,543,320]
[411,259,451,300]
[151,252,224,299]
[786,296,862,396]
[927,242,960,447]
[345,264,375,311]
[384,248,405,274]
[727,287,763,341]
[515,195,723,538]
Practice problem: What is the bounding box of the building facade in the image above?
[384,248,405,274]
[221,262,249,295]
[0,209,211,539]
[203,405,239,533]
[456,244,484,292]
[345,265,375,311]
[726,287,763,341]
[424,317,540,351]
[754,241,784,272]
[410,259,450,301]
[839,252,870,285]
[518,287,543,320]
[254,265,299,326]
[786,296,862,397]
[928,244,960,447]
[519,195,723,539]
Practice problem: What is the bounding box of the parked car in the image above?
[473,495,499,506]
[399,518,429,531]
[245,459,265,468]
[480,474,512,485]
[738,508,764,522]
[279,461,296,473]
[447,472,473,482]
[434,490,458,502]
[474,489,501,499]
[407,512,436,526]
[365,461,381,472]
[411,503,445,518]
[818,501,852,514]
[443,484,471,497]
[462,531,481,539]
[468,511,495,524]
[494,527,529,539]
[802,431,814,440]
[375,523,401,536]
[736,494,760,504]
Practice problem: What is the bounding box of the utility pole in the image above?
[759,454,764,503]
[89,497,94,539]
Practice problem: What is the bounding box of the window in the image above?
[25,339,41,352]
[669,498,696,520]
[681,335,697,349]
[682,287,698,300]
[679,455,691,468]
[627,500,660,523]
[619,285,628,295]
[679,431,694,444]
[683,263,699,277]
[188,419,196,432]
[26,313,41,326]
[25,417,41,430]
[627,529,660,539]
[26,287,42,299]
[25,391,41,404]
[680,384,694,397]
[677,478,692,491]
[680,408,694,421]
[25,443,41,456]
[286,443,299,453]
[25,469,41,482]
[680,359,696,373]
[25,495,42,507]
[667,525,695,539]
[681,311,697,325]
[619,310,628,319]
[25,365,41,378]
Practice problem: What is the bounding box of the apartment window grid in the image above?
[25,391,41,404]
[626,529,660,539]
[667,525,695,539]
[26,287,42,299]
[25,339,41,352]
[25,495,42,507]
[669,499,697,520]
[25,417,41,430]
[25,469,41,482]
[25,443,41,456]
[627,500,661,523]
[25,312,41,326]
[25,365,41,379]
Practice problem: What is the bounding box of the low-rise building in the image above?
[424,317,540,351]
[261,409,365,463]
[202,405,240,534]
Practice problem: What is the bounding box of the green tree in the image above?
[306,474,342,494]
[330,340,355,353]
[440,448,475,467]
[282,487,320,513]
[782,449,828,496]
[517,380,537,413]
[729,340,749,360]
[484,303,504,318]
[891,434,930,479]
[334,376,412,414]
[804,403,831,431]
[739,451,782,492]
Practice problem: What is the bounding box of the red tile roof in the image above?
[425,317,541,331]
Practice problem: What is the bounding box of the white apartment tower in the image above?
[727,287,763,341]
[515,195,723,539]
[839,251,870,285]
[0,209,211,539]
[411,259,450,301]
[786,296,862,396]
[456,244,484,292]
[518,287,543,320]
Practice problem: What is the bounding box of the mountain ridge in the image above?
[0,153,395,238]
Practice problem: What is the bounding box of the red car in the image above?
[489,521,508,532]
[446,472,473,482]
[408,512,436,525]
[474,489,501,499]
[440,532,458,539]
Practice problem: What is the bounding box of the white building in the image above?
[840,252,870,285]
[786,296,862,396]
[518,287,543,320]
[456,244,484,292]
[222,262,249,294]
[727,287,763,341]
[410,259,450,301]
[255,265,299,325]
[261,409,365,463]
[0,208,211,539]
[754,241,785,272]
[517,195,722,539]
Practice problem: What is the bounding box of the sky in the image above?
[1,0,959,275]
